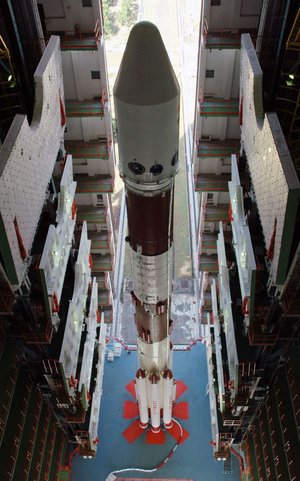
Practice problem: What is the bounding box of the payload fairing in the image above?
[114,21,180,432]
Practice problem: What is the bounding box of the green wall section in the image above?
[0,213,18,285]
[277,188,300,284]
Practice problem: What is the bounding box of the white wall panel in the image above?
[64,51,103,100]
[59,221,91,389]
[42,0,96,31]
[205,50,239,99]
[217,222,239,392]
[240,34,300,284]
[62,53,77,99]
[209,0,262,29]
[201,117,230,140]
[72,158,110,176]
[0,36,65,285]
[226,117,240,139]
[88,318,107,453]
[64,117,84,140]
[88,158,110,175]
[41,0,65,19]
[64,117,106,141]
[79,278,98,401]
[82,117,107,139]
[197,157,219,175]
[231,51,241,98]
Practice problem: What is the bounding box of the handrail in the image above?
[65,141,109,158]
[286,8,300,49]
[195,181,229,192]
[65,99,104,117]
[200,98,239,116]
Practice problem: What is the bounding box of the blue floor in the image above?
[71,344,241,481]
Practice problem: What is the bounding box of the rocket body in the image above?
[114,21,180,430]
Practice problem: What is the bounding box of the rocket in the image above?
[114,21,180,432]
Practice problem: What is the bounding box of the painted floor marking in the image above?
[116,478,194,480]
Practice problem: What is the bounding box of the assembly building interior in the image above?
[0,0,299,480]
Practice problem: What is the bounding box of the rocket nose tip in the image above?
[124,21,162,58]
[129,20,160,36]
[113,21,179,105]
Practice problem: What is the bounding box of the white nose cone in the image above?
[114,21,179,105]
[114,21,180,189]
